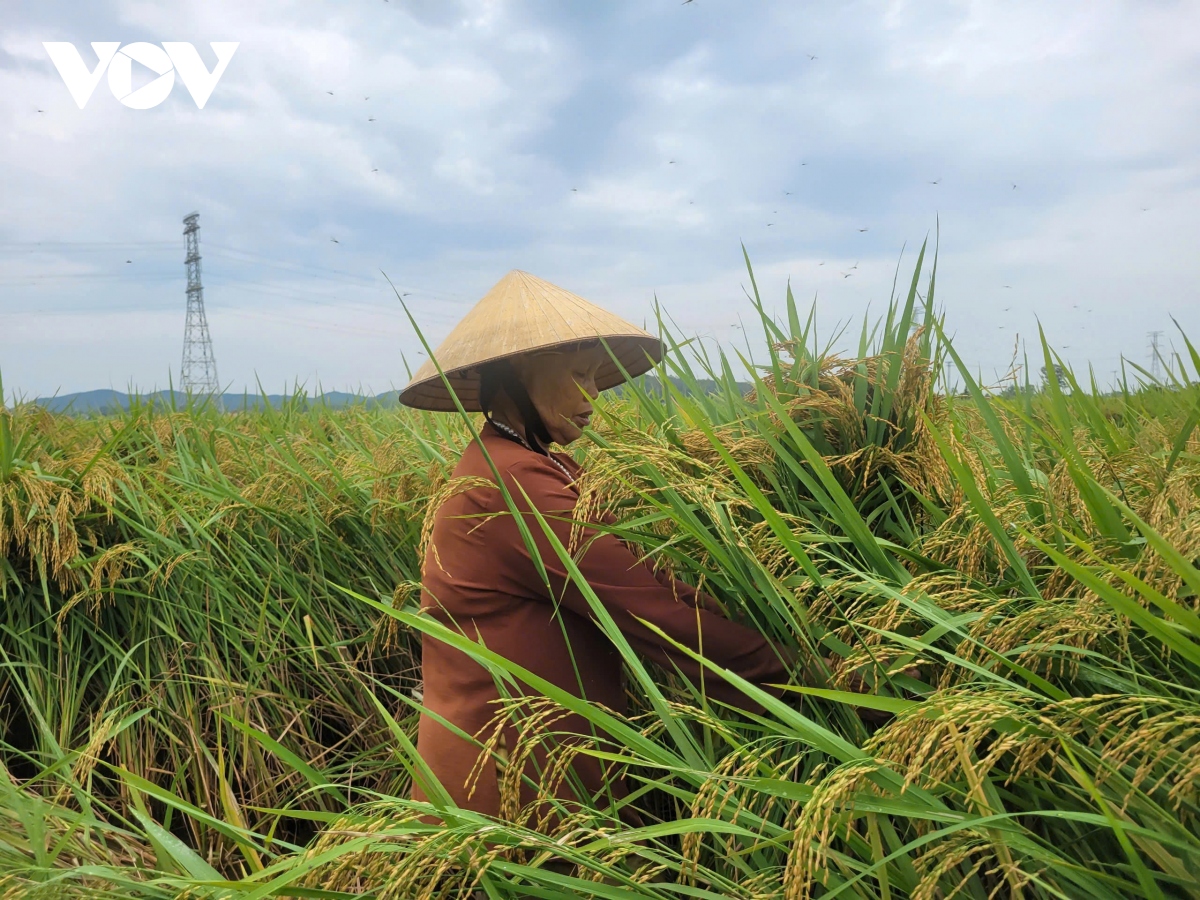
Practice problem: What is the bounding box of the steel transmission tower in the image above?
[1147,330,1164,381]
[180,212,221,399]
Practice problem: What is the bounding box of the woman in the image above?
[397,270,792,826]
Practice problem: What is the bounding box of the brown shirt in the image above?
[411,421,790,822]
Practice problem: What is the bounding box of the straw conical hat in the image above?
[398,270,663,412]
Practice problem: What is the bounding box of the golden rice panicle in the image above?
[946,592,1124,683]
[465,695,580,829]
[681,739,793,886]
[0,453,122,594]
[417,473,498,569]
[865,688,1058,792]
[298,806,500,900]
[911,832,1037,900]
[786,760,886,900]
[55,540,149,625]
[370,579,422,653]
[1066,694,1200,818]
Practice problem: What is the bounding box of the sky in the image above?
[1,0,1198,400]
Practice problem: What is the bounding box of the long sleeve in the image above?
[501,455,791,713]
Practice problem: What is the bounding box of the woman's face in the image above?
[513,343,607,445]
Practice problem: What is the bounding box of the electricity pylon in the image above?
[1147,330,1164,381]
[180,212,221,402]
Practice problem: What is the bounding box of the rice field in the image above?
[2,245,1199,898]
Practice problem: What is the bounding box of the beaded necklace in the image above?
[488,418,574,482]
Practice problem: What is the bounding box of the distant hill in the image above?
[29,389,400,415]
[27,375,753,416]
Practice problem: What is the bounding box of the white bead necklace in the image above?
[488,418,574,482]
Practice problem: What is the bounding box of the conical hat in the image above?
[398,270,663,412]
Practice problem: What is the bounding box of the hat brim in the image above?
[397,334,663,412]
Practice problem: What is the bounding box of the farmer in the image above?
[397,270,792,825]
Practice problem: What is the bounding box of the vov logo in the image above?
[43,42,239,110]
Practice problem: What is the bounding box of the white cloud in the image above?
[1,0,1198,398]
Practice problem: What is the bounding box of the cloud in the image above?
[1,0,1198,398]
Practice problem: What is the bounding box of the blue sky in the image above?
[1,0,1198,398]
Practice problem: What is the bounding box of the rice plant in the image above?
[2,241,1198,898]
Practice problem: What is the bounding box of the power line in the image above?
[0,271,181,285]
[0,240,177,248]
[219,308,411,339]
[0,239,469,307]
[0,269,433,306]
[204,243,383,286]
[203,244,472,304]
